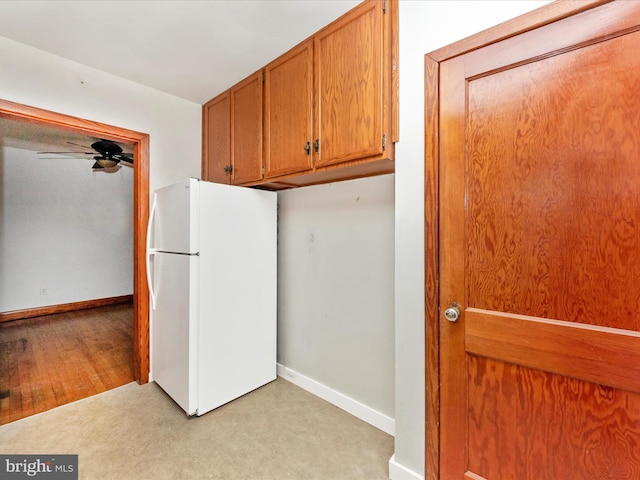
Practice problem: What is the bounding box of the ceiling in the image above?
[0,0,360,156]
[0,0,361,105]
[0,117,133,155]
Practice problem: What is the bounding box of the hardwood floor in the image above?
[0,303,133,425]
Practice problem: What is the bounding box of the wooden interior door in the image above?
[428,2,640,479]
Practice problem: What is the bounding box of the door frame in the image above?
[423,1,611,478]
[0,98,150,384]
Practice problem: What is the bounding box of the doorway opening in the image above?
[0,98,150,384]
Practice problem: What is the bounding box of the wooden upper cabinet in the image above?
[264,39,314,178]
[201,0,397,189]
[231,70,264,185]
[314,0,384,168]
[202,91,231,184]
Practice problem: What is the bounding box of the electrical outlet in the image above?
[40,288,47,295]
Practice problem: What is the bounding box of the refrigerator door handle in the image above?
[146,193,158,310]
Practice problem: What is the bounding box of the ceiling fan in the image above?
[38,139,134,170]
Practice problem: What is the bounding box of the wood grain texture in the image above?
[465,473,488,480]
[463,1,640,80]
[203,92,231,184]
[389,0,399,144]
[424,54,440,480]
[0,98,149,385]
[314,0,383,167]
[0,295,133,323]
[133,133,150,384]
[466,308,640,395]
[264,39,314,178]
[246,156,394,190]
[0,99,146,144]
[437,55,468,480]
[468,356,640,479]
[427,0,611,63]
[231,70,264,185]
[0,303,134,425]
[467,31,640,330]
[201,0,397,190]
[428,2,640,479]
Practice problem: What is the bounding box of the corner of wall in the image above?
[277,363,395,436]
[389,454,424,480]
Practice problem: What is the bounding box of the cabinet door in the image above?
[202,92,231,184]
[314,0,384,167]
[231,71,264,185]
[264,39,314,178]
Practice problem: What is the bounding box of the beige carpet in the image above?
[0,377,393,479]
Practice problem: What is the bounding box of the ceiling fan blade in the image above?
[37,151,93,154]
[67,141,93,150]
[114,154,133,164]
[92,162,104,169]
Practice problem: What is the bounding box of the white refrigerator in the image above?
[146,178,277,416]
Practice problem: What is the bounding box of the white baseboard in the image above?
[388,454,424,480]
[276,363,395,436]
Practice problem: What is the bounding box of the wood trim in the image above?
[437,55,468,480]
[133,134,150,384]
[426,0,611,63]
[466,308,640,395]
[0,99,146,144]
[202,101,209,181]
[255,156,394,190]
[465,472,488,480]
[462,0,640,80]
[389,0,399,144]
[424,54,440,480]
[0,98,150,384]
[0,295,133,323]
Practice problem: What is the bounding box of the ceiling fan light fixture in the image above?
[94,156,118,168]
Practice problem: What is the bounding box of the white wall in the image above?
[0,35,200,371]
[0,36,202,193]
[394,1,552,478]
[0,146,133,311]
[277,174,395,421]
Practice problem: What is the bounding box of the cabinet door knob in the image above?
[313,138,320,153]
[304,141,311,155]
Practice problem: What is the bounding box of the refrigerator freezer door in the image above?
[150,178,199,254]
[150,252,199,415]
[197,182,277,414]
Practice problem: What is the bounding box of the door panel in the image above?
[264,39,314,178]
[466,31,640,329]
[314,0,383,166]
[435,4,640,479]
[231,71,263,185]
[468,356,640,479]
[203,92,231,184]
